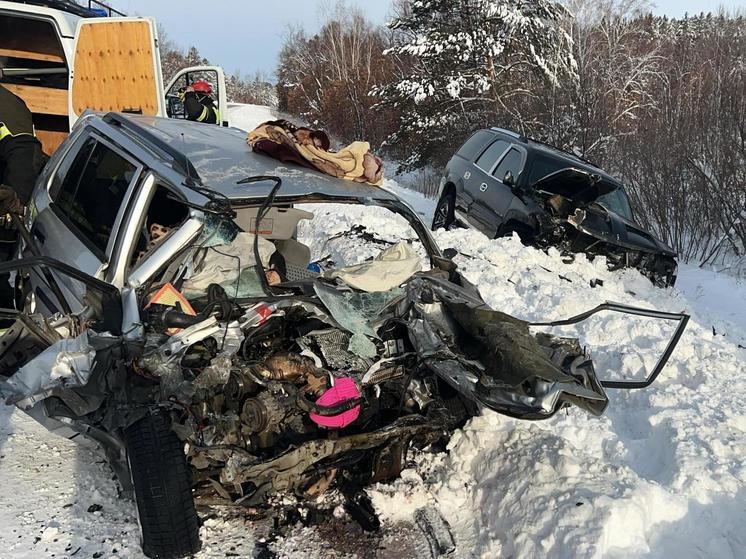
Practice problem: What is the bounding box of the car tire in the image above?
[125,412,201,559]
[432,193,456,231]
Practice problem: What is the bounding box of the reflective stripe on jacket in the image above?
[0,123,33,141]
[196,105,220,124]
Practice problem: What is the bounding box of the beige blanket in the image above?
[247,119,384,186]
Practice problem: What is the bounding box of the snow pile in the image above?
[228,102,279,132]
[371,229,746,558]
[0,103,743,559]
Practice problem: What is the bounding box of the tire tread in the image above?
[125,412,201,559]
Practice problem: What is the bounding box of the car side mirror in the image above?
[503,171,515,187]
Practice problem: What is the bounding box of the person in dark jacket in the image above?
[182,80,221,125]
[0,84,45,212]
[0,84,47,311]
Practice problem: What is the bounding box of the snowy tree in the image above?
[276,6,399,147]
[559,0,663,159]
[375,0,577,170]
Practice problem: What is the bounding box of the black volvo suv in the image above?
[432,128,678,286]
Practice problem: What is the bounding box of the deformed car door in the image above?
[0,256,122,394]
[26,130,143,314]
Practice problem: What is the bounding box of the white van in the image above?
[0,0,229,155]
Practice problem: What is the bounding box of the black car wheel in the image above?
[432,193,456,231]
[125,412,201,559]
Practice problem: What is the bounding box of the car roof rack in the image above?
[6,0,126,18]
[490,127,522,139]
[102,113,202,186]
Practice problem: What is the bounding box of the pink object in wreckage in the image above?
[309,376,361,428]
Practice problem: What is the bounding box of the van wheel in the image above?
[125,412,201,559]
[432,193,455,231]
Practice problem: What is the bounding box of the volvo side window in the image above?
[54,140,137,255]
[493,148,524,183]
[475,140,509,173]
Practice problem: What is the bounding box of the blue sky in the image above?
[118,0,746,77]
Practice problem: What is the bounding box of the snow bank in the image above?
[228,102,279,132]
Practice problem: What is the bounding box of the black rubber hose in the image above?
[296,388,363,416]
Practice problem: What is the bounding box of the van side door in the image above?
[69,17,165,128]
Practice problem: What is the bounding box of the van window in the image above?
[0,15,67,89]
[457,131,494,161]
[55,141,137,255]
[493,148,524,182]
[475,140,509,172]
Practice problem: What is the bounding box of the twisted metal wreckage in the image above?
[0,203,688,513]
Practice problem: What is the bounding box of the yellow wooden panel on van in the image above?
[71,20,159,116]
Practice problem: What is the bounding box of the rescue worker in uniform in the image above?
[0,84,47,309]
[181,80,221,125]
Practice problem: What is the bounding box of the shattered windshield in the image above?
[172,200,432,300]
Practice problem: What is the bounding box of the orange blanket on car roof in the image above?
[246,119,384,186]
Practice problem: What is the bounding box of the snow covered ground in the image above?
[0,105,744,559]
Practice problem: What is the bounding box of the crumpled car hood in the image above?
[532,167,618,204]
[531,168,676,257]
[387,274,609,419]
[569,203,677,256]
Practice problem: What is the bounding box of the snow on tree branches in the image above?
[375,0,577,170]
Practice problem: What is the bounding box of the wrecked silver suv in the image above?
[0,114,689,559]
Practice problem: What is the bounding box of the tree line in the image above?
[275,0,746,269]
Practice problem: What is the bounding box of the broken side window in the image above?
[55,139,138,254]
[129,185,190,269]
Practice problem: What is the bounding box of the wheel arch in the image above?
[499,211,540,240]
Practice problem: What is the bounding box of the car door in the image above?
[478,145,527,237]
[164,66,230,127]
[68,17,165,128]
[25,130,143,314]
[0,257,122,404]
[464,138,510,234]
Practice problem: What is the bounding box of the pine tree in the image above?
[375,0,577,170]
